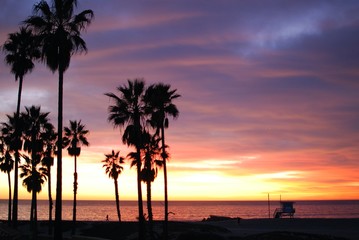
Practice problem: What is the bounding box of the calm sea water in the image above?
[0,200,358,221]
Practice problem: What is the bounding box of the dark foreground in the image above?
[1,218,358,240]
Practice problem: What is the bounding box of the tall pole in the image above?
[267,193,270,219]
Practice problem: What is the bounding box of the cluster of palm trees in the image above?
[1,0,94,240]
[0,106,56,236]
[2,0,181,240]
[103,79,180,240]
[0,107,89,235]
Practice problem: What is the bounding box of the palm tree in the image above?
[21,106,53,235]
[128,130,162,239]
[144,83,180,239]
[102,150,125,222]
[141,131,162,223]
[24,1,94,238]
[0,136,14,224]
[20,154,47,240]
[2,26,40,227]
[0,113,24,225]
[41,125,57,235]
[20,156,48,221]
[63,120,89,234]
[105,79,146,240]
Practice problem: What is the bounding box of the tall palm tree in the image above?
[144,83,180,239]
[41,125,57,235]
[2,26,40,227]
[0,136,14,224]
[102,150,125,222]
[105,79,146,240]
[63,120,89,234]
[24,1,94,238]
[21,106,53,232]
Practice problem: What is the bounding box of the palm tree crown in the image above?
[2,27,40,81]
[24,0,94,73]
[144,83,180,131]
[22,106,52,162]
[105,79,146,132]
[102,150,124,181]
[63,120,89,155]
[20,156,47,194]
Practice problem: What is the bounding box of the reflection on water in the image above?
[0,200,358,221]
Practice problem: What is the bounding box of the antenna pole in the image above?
[268,193,270,219]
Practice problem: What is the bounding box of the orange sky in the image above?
[1,1,359,201]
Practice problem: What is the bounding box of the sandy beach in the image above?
[1,218,358,240]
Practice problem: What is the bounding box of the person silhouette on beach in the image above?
[106,215,109,221]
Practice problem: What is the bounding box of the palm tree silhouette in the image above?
[0,136,14,224]
[2,27,40,227]
[20,156,48,220]
[21,106,53,238]
[24,1,94,238]
[105,79,146,240]
[102,150,125,222]
[0,114,24,225]
[141,130,162,223]
[130,130,162,239]
[63,120,89,234]
[20,154,47,240]
[41,125,57,235]
[144,83,180,239]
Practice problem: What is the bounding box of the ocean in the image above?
[0,200,358,221]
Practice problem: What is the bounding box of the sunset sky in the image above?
[1,1,359,201]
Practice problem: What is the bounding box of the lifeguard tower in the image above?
[273,201,295,218]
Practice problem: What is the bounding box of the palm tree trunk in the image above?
[31,138,38,238]
[12,152,19,228]
[55,68,64,240]
[114,179,121,222]
[136,146,145,240]
[30,188,37,234]
[7,172,12,225]
[15,75,23,129]
[31,189,37,239]
[161,125,168,240]
[30,198,34,221]
[145,151,153,222]
[147,179,154,239]
[48,164,53,235]
[30,136,35,223]
[12,75,23,228]
[134,116,145,240]
[72,155,78,235]
[32,187,38,238]
[147,179,153,222]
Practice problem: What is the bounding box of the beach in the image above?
[1,218,358,240]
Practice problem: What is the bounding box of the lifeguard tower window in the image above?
[273,201,295,218]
